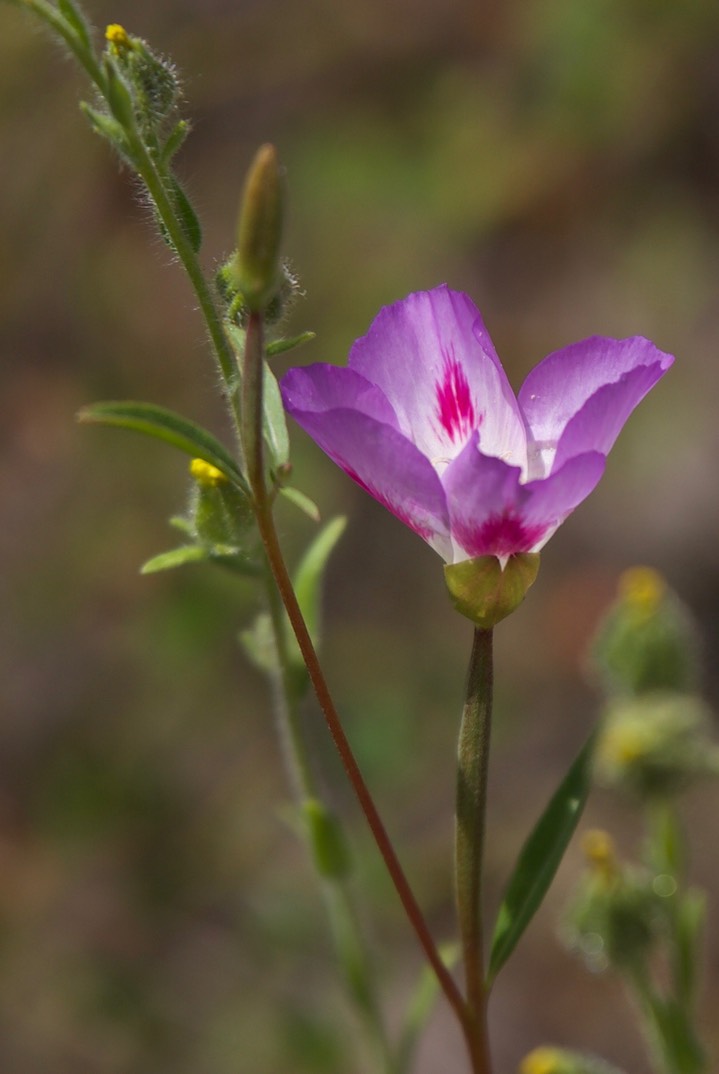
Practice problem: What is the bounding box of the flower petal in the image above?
[552,364,670,472]
[348,285,527,473]
[281,394,452,559]
[442,433,605,562]
[281,363,399,428]
[518,337,674,477]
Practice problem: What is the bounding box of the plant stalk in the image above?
[455,627,494,1074]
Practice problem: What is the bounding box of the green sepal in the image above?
[278,485,321,523]
[301,798,351,880]
[487,732,595,987]
[57,0,91,49]
[266,331,316,358]
[77,400,249,495]
[170,176,202,252]
[102,57,135,127]
[444,553,540,629]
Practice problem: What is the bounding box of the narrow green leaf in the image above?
[263,363,289,470]
[278,485,320,523]
[239,612,278,674]
[487,733,596,987]
[80,103,130,157]
[266,331,316,357]
[161,119,190,165]
[77,401,248,495]
[141,545,210,574]
[293,517,346,647]
[396,944,459,1074]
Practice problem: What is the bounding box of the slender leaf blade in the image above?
[293,516,347,646]
[77,400,248,494]
[278,485,321,522]
[141,545,210,574]
[487,733,595,986]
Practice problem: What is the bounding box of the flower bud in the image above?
[594,692,719,799]
[234,144,284,312]
[444,553,539,629]
[104,24,180,135]
[520,1048,626,1074]
[188,458,255,548]
[590,567,699,697]
[302,798,352,880]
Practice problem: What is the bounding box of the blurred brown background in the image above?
[2,1,719,1072]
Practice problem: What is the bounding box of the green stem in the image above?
[455,627,494,1074]
[263,570,395,1071]
[23,0,104,86]
[130,140,237,390]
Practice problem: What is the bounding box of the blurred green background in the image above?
[2,1,719,1071]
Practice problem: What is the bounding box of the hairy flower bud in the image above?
[234,144,284,312]
[520,1047,626,1074]
[594,693,719,799]
[104,24,180,135]
[591,567,700,697]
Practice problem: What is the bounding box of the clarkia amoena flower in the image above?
[280,286,673,566]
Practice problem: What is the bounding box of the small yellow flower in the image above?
[105,24,131,49]
[618,566,666,617]
[189,458,228,487]
[581,828,617,872]
[599,722,648,766]
[519,1046,564,1074]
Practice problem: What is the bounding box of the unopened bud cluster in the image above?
[563,831,665,973]
[589,568,716,801]
[104,24,180,137]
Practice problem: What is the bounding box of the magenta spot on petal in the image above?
[344,467,435,542]
[436,347,478,442]
[453,511,547,559]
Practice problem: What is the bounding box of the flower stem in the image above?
[455,627,494,1074]
[239,309,474,1060]
[262,570,396,1072]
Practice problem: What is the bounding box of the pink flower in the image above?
[281,286,673,565]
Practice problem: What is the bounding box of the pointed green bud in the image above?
[444,553,540,629]
[302,799,352,880]
[234,144,284,312]
[590,567,700,697]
